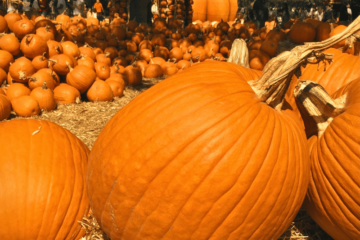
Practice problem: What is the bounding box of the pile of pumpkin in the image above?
[246,17,360,71]
[109,0,129,21]
[154,0,194,22]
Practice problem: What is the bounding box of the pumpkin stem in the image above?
[248,17,360,110]
[227,39,250,68]
[28,76,36,82]
[42,81,48,90]
[18,71,26,80]
[294,80,346,137]
[104,52,110,58]
[66,62,73,72]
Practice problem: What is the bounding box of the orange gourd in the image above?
[30,81,57,111]
[29,69,59,90]
[193,0,237,22]
[0,119,90,239]
[87,80,114,102]
[53,83,81,104]
[11,95,40,117]
[87,61,310,240]
[94,63,111,80]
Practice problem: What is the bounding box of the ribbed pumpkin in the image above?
[0,94,11,121]
[54,83,81,104]
[144,64,163,78]
[30,81,57,111]
[9,57,36,83]
[87,80,113,102]
[66,65,96,94]
[36,25,55,41]
[4,11,22,32]
[78,55,95,69]
[6,83,31,101]
[0,50,14,72]
[294,79,360,240]
[87,61,310,240]
[0,33,21,56]
[300,48,360,95]
[20,34,48,59]
[61,41,80,58]
[193,0,237,22]
[11,95,40,117]
[0,68,7,86]
[0,119,90,239]
[0,15,8,33]
[79,45,96,61]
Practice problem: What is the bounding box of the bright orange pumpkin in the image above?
[193,0,237,22]
[87,61,310,240]
[0,119,90,239]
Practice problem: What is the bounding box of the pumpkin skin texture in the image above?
[300,48,360,95]
[0,119,90,240]
[302,79,360,240]
[193,0,237,22]
[54,83,81,104]
[0,94,11,121]
[11,96,40,117]
[87,61,310,240]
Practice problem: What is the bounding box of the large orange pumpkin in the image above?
[0,119,90,239]
[87,61,310,240]
[193,0,237,22]
[295,79,360,240]
[300,48,360,95]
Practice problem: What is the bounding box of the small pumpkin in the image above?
[32,53,49,71]
[0,15,9,33]
[139,49,154,63]
[0,68,7,86]
[6,83,31,101]
[29,69,59,90]
[87,80,114,102]
[124,66,142,86]
[144,64,163,78]
[169,47,184,61]
[12,18,35,39]
[66,65,96,94]
[79,44,96,61]
[0,33,21,56]
[94,63,111,80]
[61,41,80,58]
[20,34,48,59]
[30,81,57,111]
[78,55,95,69]
[11,95,40,117]
[9,57,36,83]
[249,50,270,71]
[46,40,63,58]
[96,53,112,66]
[0,50,14,72]
[36,25,55,41]
[49,54,77,75]
[53,83,81,104]
[105,79,125,98]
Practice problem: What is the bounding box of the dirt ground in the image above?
[5,76,333,240]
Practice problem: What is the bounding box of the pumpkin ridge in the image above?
[128,101,267,239]
[99,89,261,230]
[262,119,305,239]
[189,105,275,240]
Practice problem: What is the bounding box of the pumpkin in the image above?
[11,95,40,117]
[316,22,335,42]
[66,65,96,94]
[0,68,6,86]
[170,47,184,61]
[29,69,59,90]
[94,63,111,80]
[139,49,154,63]
[4,12,22,32]
[191,47,207,62]
[300,48,360,95]
[124,66,142,86]
[0,15,8,33]
[6,83,31,101]
[9,57,36,83]
[46,40,63,58]
[54,83,81,104]
[294,79,360,240]
[289,21,316,44]
[79,45,96,61]
[61,41,80,58]
[329,25,348,49]
[96,53,112,66]
[0,119,90,239]
[105,79,125,98]
[0,33,21,56]
[20,34,48,59]
[0,94,11,121]
[36,25,55,41]
[49,54,77,75]
[150,57,166,66]
[32,53,48,71]
[13,18,35,39]
[193,0,237,22]
[144,64,163,78]
[0,50,14,72]
[78,55,95,69]
[30,81,57,111]
[249,50,270,71]
[56,12,70,25]
[104,47,118,60]
[34,19,57,36]
[87,80,114,102]
[87,61,309,240]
